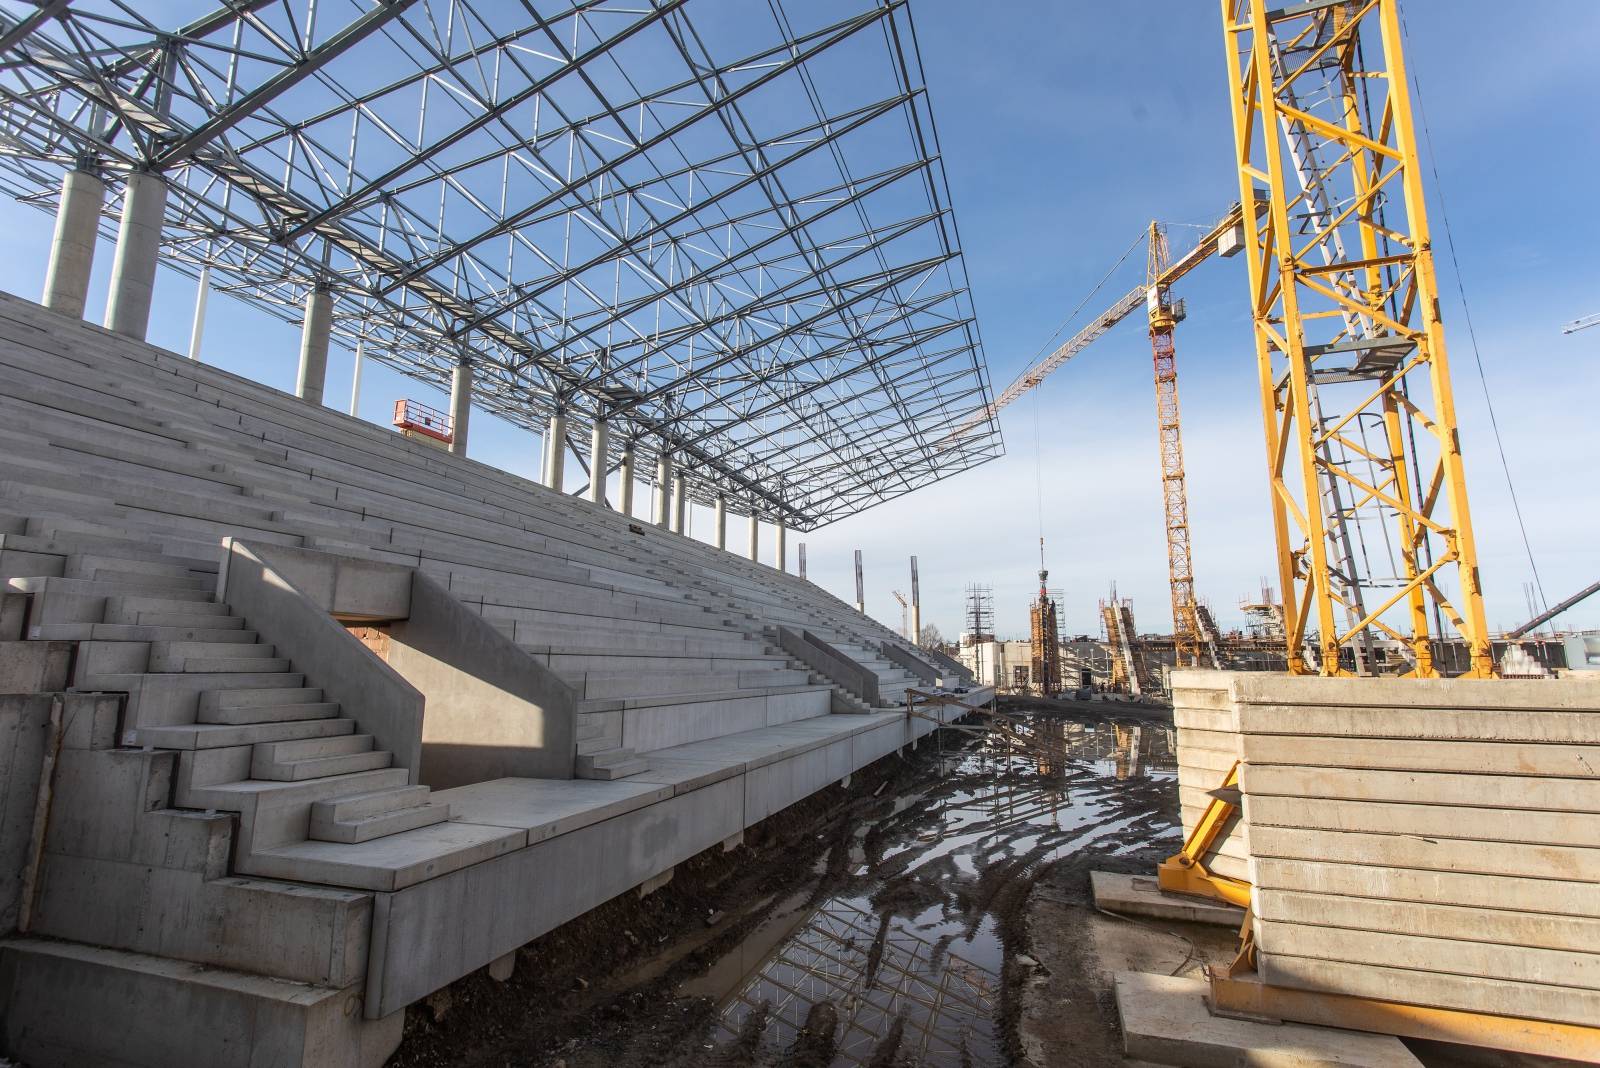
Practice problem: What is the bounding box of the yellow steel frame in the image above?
[1220,0,1492,677]
[1156,761,1251,909]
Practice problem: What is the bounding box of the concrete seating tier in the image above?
[0,293,986,1067]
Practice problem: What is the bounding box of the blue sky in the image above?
[0,0,1594,642]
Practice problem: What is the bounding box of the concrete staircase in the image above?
[9,517,454,864]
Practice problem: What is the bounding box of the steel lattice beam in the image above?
[0,0,1000,529]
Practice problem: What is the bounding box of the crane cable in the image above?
[1400,4,1551,625]
[1022,230,1146,626]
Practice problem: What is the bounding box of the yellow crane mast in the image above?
[1221,0,1492,676]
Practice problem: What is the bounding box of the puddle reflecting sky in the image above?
[682,713,1179,1066]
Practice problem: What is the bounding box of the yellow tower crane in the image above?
[1221,0,1492,677]
[945,204,1249,674]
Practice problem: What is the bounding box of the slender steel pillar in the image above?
[104,171,167,339]
[348,339,365,416]
[747,511,760,562]
[294,287,334,406]
[187,267,210,360]
[713,494,727,550]
[448,356,472,456]
[774,520,787,573]
[43,168,105,318]
[910,556,922,645]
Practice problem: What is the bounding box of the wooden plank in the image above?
[1255,888,1600,953]
[1250,826,1600,882]
[1244,794,1600,848]
[1252,858,1600,919]
[1242,764,1600,813]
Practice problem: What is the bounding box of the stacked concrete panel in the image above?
[1172,673,1250,883]
[1174,669,1600,1033]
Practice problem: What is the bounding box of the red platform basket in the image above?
[392,399,454,444]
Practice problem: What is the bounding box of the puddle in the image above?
[679,710,1179,1066]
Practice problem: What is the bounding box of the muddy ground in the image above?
[387,707,1180,1067]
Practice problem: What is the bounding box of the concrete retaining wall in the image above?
[1176,669,1600,1028]
[389,572,576,787]
[218,540,424,780]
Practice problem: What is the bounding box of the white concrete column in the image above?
[774,519,787,573]
[587,419,609,504]
[187,266,210,360]
[653,454,673,527]
[103,171,167,339]
[713,494,727,550]
[448,356,472,457]
[294,286,334,406]
[543,410,567,491]
[43,168,106,318]
[747,511,760,562]
[618,444,636,516]
[671,474,688,534]
[348,339,365,416]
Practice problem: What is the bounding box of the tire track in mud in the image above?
[388,708,1178,1068]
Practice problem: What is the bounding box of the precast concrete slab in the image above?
[1090,871,1245,928]
[1113,971,1422,1068]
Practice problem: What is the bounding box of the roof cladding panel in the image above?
[0,0,1002,528]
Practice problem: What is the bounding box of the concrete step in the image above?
[91,567,212,591]
[3,528,219,573]
[148,641,277,671]
[83,622,257,643]
[251,735,390,781]
[140,716,356,750]
[167,655,292,674]
[199,686,326,712]
[575,750,649,780]
[103,595,231,625]
[310,794,450,844]
[310,784,431,824]
[198,698,341,726]
[65,552,207,581]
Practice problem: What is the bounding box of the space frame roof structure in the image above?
[0,0,1002,529]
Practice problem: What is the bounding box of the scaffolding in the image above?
[0,0,1001,530]
[963,584,995,646]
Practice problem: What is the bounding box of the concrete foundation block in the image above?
[0,937,403,1068]
[636,866,674,898]
[486,950,514,982]
[1113,970,1422,1067]
[1090,871,1244,928]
